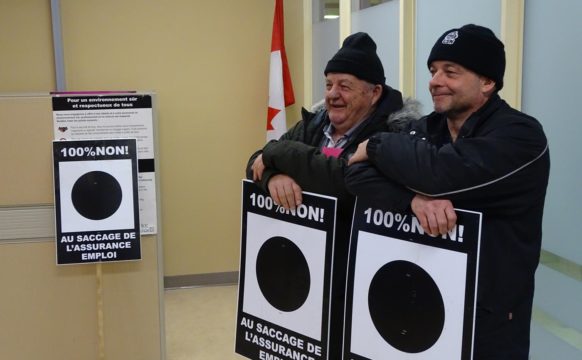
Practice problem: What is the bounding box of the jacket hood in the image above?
[387,97,422,132]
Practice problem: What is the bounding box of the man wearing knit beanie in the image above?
[324,32,386,86]
[246,32,414,359]
[427,24,506,91]
[347,24,549,359]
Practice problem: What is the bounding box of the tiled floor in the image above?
[165,284,245,360]
[165,284,582,360]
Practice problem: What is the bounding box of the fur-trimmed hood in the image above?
[386,97,422,132]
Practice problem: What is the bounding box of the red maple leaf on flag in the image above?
[267,107,281,131]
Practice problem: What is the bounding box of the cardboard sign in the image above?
[344,200,482,359]
[53,139,141,264]
[236,180,337,360]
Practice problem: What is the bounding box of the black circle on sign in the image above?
[71,171,123,220]
[255,236,311,312]
[368,260,445,353]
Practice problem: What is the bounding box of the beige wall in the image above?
[0,1,304,277]
[0,1,55,91]
[0,95,164,360]
[59,0,304,277]
[0,237,163,360]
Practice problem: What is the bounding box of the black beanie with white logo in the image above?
[427,24,506,90]
[325,32,385,85]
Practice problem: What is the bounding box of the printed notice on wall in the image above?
[52,93,157,234]
[53,139,141,265]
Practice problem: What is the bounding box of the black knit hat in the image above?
[427,24,505,90]
[324,32,385,85]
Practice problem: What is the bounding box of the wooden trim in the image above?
[339,0,351,42]
[399,0,416,97]
[303,0,313,107]
[500,0,524,110]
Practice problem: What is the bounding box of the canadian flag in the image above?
[266,0,295,142]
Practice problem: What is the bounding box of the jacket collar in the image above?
[458,93,503,138]
[426,93,504,140]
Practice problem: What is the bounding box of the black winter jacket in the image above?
[345,94,550,359]
[246,85,406,202]
[246,85,407,358]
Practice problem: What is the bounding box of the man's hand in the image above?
[411,194,457,236]
[348,139,369,165]
[268,174,303,210]
[251,154,266,181]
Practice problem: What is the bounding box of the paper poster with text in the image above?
[236,180,337,360]
[53,139,141,265]
[344,200,482,360]
[52,93,157,234]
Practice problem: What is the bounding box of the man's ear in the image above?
[371,84,383,105]
[481,77,496,94]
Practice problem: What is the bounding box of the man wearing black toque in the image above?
[246,32,418,358]
[347,24,550,359]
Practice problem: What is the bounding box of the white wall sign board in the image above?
[236,180,337,360]
[344,200,482,360]
[53,139,141,265]
[52,93,157,234]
